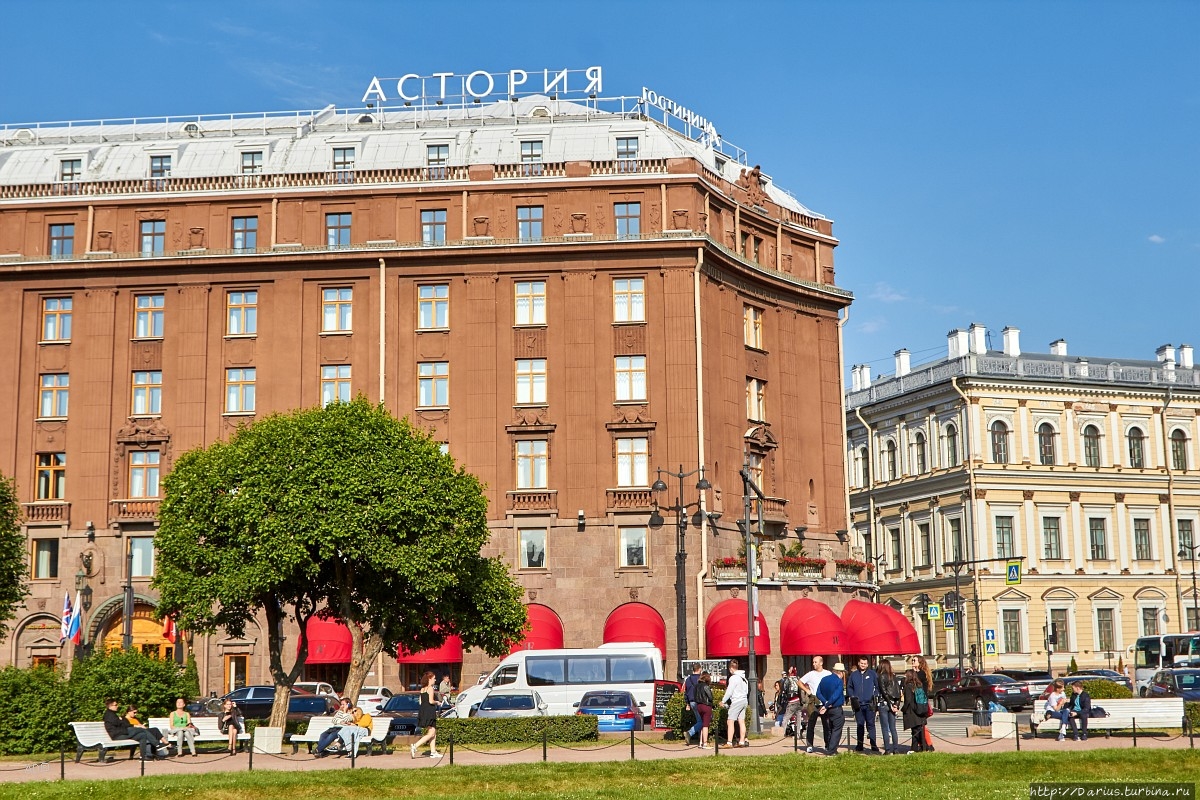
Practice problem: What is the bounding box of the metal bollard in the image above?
[60,746,64,781]
[629,728,635,760]
[449,735,454,765]
[248,740,254,771]
[793,721,798,753]
[714,735,720,756]
[351,741,356,769]
[542,728,548,762]
[1132,718,1137,748]
[1189,718,1194,750]
[140,748,145,777]
[1015,717,1020,751]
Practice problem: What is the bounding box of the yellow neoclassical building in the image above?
[845,324,1199,673]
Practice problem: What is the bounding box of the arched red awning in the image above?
[780,599,848,656]
[878,604,922,655]
[705,598,771,657]
[397,635,464,664]
[303,617,353,665]
[603,603,666,660]
[839,599,902,656]
[508,603,564,653]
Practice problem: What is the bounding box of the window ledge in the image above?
[318,330,353,337]
[614,400,649,406]
[512,324,548,330]
[612,320,647,326]
[128,415,162,420]
[417,406,450,412]
[416,328,450,334]
[745,345,769,355]
[35,417,68,423]
[514,403,549,409]
[37,340,71,346]
[131,337,164,343]
[518,567,550,574]
[30,577,63,583]
[223,334,257,340]
[616,567,652,574]
[222,411,256,417]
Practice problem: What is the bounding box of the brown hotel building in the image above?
[0,95,863,692]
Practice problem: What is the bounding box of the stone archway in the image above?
[85,594,174,658]
[11,613,63,669]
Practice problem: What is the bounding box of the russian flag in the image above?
[67,591,82,645]
[59,592,73,643]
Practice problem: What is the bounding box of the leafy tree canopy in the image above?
[0,475,28,639]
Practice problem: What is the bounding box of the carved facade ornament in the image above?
[528,589,538,601]
[552,206,565,233]
[511,408,551,427]
[648,204,661,231]
[593,203,607,233]
[736,165,769,207]
[611,405,651,425]
[929,496,940,507]
[188,227,206,248]
[497,207,509,236]
[1023,490,1035,500]
[629,588,639,601]
[1159,494,1171,504]
[1115,493,1125,503]
[974,489,987,499]
[113,419,172,498]
[472,216,490,236]
[729,587,739,598]
[1070,492,1082,502]
[1017,399,1028,407]
[743,424,778,451]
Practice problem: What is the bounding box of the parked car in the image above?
[935,674,1031,712]
[573,690,645,732]
[994,669,1053,698]
[1146,669,1200,701]
[1068,669,1134,692]
[294,681,339,700]
[1037,675,1090,700]
[932,666,970,694]
[356,685,394,715]
[195,686,338,719]
[471,688,548,718]
[377,692,422,737]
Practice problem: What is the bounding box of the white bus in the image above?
[454,643,663,722]
[1133,633,1200,695]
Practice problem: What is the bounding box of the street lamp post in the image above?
[868,555,887,602]
[650,465,710,681]
[1179,543,1199,631]
[122,537,134,651]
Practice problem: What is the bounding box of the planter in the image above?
[836,569,865,582]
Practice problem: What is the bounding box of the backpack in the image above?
[785,676,801,699]
[913,685,929,717]
[696,682,714,707]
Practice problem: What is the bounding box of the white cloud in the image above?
[1148,234,1166,244]
[859,319,886,334]
[870,282,908,303]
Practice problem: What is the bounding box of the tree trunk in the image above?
[341,630,387,704]
[265,597,309,729]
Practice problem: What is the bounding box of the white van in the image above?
[455,643,663,722]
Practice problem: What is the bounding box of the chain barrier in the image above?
[924,728,1010,748]
[553,738,629,752]
[141,752,241,767]
[0,761,50,772]
[452,741,541,757]
[632,736,697,753]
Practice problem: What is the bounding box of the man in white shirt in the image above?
[800,655,833,753]
[1043,679,1070,741]
[724,659,750,747]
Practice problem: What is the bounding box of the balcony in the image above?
[710,561,762,582]
[22,501,69,525]
[605,489,653,511]
[506,490,557,513]
[758,497,788,523]
[110,498,161,522]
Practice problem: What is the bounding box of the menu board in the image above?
[652,679,682,730]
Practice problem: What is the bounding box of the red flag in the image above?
[162,615,177,644]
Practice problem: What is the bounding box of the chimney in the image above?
[948,329,969,359]
[850,365,862,392]
[1156,344,1176,365]
[1002,326,1021,357]
[1180,344,1194,369]
[1077,358,1089,378]
[860,364,872,388]
[968,323,987,355]
[895,349,911,377]
[1050,339,1068,356]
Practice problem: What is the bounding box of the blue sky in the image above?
[3,0,1196,376]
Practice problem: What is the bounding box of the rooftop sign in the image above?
[362,67,603,105]
[640,87,720,143]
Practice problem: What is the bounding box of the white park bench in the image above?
[69,721,139,762]
[149,716,251,749]
[288,715,336,754]
[1029,697,1186,738]
[363,716,393,755]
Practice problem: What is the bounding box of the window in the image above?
[614,202,640,238]
[149,155,171,178]
[35,453,66,500]
[232,216,258,251]
[129,450,160,497]
[619,526,647,567]
[225,368,256,413]
[995,516,1015,559]
[332,147,355,182]
[326,213,352,247]
[1049,608,1070,651]
[241,151,263,174]
[60,159,82,183]
[1042,517,1062,559]
[746,377,766,421]
[321,365,351,406]
[131,371,163,416]
[514,281,546,325]
[1002,609,1023,653]
[519,528,546,569]
[747,452,764,490]
[889,528,902,571]
[322,287,352,332]
[49,223,74,258]
[1088,518,1108,560]
[417,284,449,329]
[885,440,898,481]
[1171,430,1189,471]
[1083,425,1101,467]
[613,278,645,323]
[1189,606,1200,633]
[918,523,931,566]
[134,294,165,338]
[1134,518,1152,560]
[990,420,1010,463]
[227,290,257,335]
[1141,606,1161,637]
[616,437,649,487]
[1096,608,1115,653]
[863,532,874,563]
[130,537,155,578]
[32,539,59,580]
[743,305,763,349]
[859,447,870,486]
[140,220,166,254]
[41,297,72,342]
[426,144,449,180]
[1180,520,1195,552]
[949,517,963,562]
[39,374,69,418]
[421,209,447,245]
[1037,422,1056,465]
[945,424,959,467]
[517,206,543,241]
[514,359,547,405]
[914,432,927,474]
[520,141,543,176]
[516,440,548,489]
[615,137,639,172]
[615,356,647,402]
[417,362,449,407]
[1128,427,1146,468]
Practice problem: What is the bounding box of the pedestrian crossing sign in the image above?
[927,603,941,619]
[985,642,997,655]
[943,610,956,630]
[1006,561,1021,585]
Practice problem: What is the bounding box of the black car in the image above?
[1068,669,1134,693]
[194,685,337,719]
[377,692,423,737]
[993,669,1053,698]
[935,674,1031,711]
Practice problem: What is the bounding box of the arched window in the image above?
[1171,429,1189,471]
[913,432,927,474]
[1082,425,1101,467]
[990,420,1010,464]
[885,440,898,481]
[945,424,959,467]
[859,447,870,486]
[1037,422,1056,466]
[1128,427,1145,468]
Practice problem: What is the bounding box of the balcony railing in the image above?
[777,567,825,581]
[758,497,788,522]
[506,490,557,513]
[605,489,653,510]
[110,498,161,521]
[711,563,762,581]
[22,501,69,524]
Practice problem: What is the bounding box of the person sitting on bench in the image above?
[103,699,167,759]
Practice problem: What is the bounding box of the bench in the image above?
[149,716,251,749]
[363,716,392,755]
[289,716,336,754]
[69,721,140,763]
[1030,698,1186,737]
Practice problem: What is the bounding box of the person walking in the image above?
[780,667,804,737]
[682,663,703,745]
[876,660,902,754]
[168,697,198,757]
[901,668,929,753]
[723,659,750,747]
[217,698,244,755]
[1066,681,1092,741]
[695,671,715,749]
[800,656,832,753]
[411,671,441,758]
[847,656,880,753]
[815,662,847,755]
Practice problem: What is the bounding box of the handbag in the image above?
[850,696,861,712]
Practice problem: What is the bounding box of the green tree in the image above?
[0,475,29,638]
[154,398,527,727]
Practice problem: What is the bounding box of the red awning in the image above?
[839,599,903,656]
[603,603,666,660]
[508,604,564,653]
[397,635,464,664]
[780,599,848,656]
[705,598,772,657]
[303,617,353,665]
[878,605,922,655]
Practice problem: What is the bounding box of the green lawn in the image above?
[6,750,1200,800]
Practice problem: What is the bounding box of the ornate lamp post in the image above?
[649,465,710,680]
[868,554,888,602]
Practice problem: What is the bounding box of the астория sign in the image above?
[362,67,603,104]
